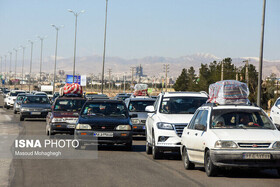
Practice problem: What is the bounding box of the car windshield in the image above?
[211,109,275,129]
[23,96,50,104]
[160,97,207,114]
[81,102,128,118]
[11,92,25,96]
[128,100,155,112]
[54,99,86,112]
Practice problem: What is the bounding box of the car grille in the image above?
[90,125,116,131]
[173,124,188,137]
[238,143,271,148]
[141,120,146,124]
[28,108,44,111]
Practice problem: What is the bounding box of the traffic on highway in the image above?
[1,80,280,186]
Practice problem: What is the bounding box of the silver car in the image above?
[13,93,29,114]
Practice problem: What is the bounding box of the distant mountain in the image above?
[27,53,280,78]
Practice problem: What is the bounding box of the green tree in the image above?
[198,64,210,92]
[173,68,188,91]
[187,66,197,91]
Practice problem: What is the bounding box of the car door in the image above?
[146,96,160,143]
[184,110,204,162]
[271,99,280,125]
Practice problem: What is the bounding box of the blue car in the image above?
[74,99,134,150]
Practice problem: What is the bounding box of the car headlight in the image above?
[52,118,65,123]
[76,124,92,130]
[272,141,280,149]
[131,119,140,124]
[21,108,29,111]
[116,125,131,130]
[157,122,174,130]
[214,141,238,148]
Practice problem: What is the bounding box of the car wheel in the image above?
[14,110,17,114]
[146,141,152,155]
[204,150,218,177]
[125,141,133,151]
[182,147,195,170]
[6,106,10,109]
[20,115,24,121]
[152,132,162,159]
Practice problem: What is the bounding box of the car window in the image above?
[276,99,280,106]
[188,110,203,129]
[153,96,160,111]
[211,109,275,129]
[23,96,50,104]
[81,102,128,118]
[159,97,207,114]
[128,100,155,112]
[54,99,86,112]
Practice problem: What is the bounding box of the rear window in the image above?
[128,100,155,112]
[11,92,25,96]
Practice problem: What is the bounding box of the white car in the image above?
[4,90,26,109]
[181,103,280,177]
[145,92,208,159]
[270,98,280,126]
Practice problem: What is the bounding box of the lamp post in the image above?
[68,9,85,83]
[0,56,2,82]
[257,0,266,106]
[28,40,34,92]
[13,48,18,89]
[20,45,26,90]
[8,51,12,88]
[101,0,108,94]
[51,24,63,94]
[37,35,47,84]
[4,55,7,82]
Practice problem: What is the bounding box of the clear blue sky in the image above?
[0,0,279,62]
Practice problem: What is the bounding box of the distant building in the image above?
[135,64,147,78]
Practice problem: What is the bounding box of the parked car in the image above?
[19,95,52,121]
[4,90,26,109]
[181,103,280,177]
[145,92,208,159]
[13,93,29,114]
[74,99,133,150]
[124,97,156,136]
[46,94,86,136]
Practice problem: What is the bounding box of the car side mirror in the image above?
[277,104,280,109]
[195,124,206,131]
[145,105,155,113]
[129,114,138,118]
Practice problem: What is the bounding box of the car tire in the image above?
[182,147,195,170]
[152,132,162,159]
[20,116,24,121]
[146,141,152,155]
[204,150,218,177]
[125,141,133,151]
[14,110,17,114]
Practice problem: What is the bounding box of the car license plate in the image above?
[67,125,75,128]
[243,153,271,159]
[143,126,146,129]
[93,132,113,137]
[31,112,41,115]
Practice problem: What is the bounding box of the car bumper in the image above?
[51,123,76,134]
[75,130,132,144]
[155,129,181,151]
[21,111,49,118]
[210,149,280,168]
[132,124,145,135]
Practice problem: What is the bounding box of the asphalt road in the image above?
[1,98,280,187]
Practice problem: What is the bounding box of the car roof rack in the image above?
[60,93,83,98]
[202,102,259,107]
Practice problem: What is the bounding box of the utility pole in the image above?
[8,52,12,89]
[28,40,34,93]
[37,36,47,84]
[108,68,112,92]
[13,48,18,89]
[163,64,169,92]
[123,73,126,93]
[130,67,135,91]
[257,0,266,106]
[221,60,224,81]
[235,67,238,81]
[243,60,249,86]
[20,46,26,90]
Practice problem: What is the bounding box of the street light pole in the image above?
[28,40,34,92]
[4,55,7,83]
[101,0,108,94]
[257,0,266,106]
[20,46,26,90]
[68,9,85,83]
[8,52,12,88]
[13,48,18,89]
[51,24,63,94]
[37,36,47,84]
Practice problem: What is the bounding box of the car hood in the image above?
[53,111,80,117]
[21,104,51,109]
[158,114,193,124]
[211,129,280,142]
[78,116,130,126]
[129,112,148,119]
